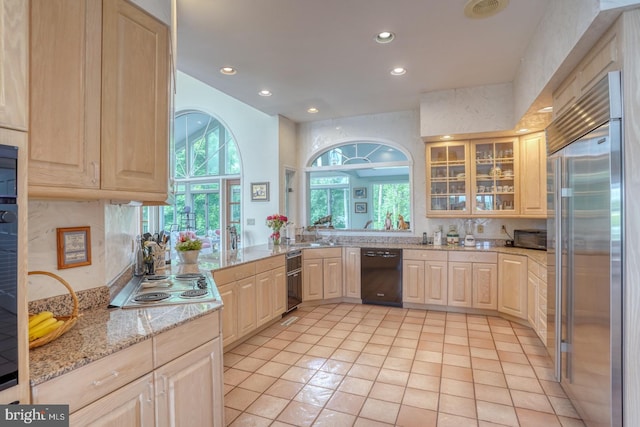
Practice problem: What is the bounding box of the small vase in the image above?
[177,250,200,264]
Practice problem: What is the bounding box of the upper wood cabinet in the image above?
[519,132,547,218]
[426,141,470,216]
[29,0,169,202]
[0,0,28,131]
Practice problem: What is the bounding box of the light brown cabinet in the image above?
[303,248,343,301]
[402,250,447,305]
[237,277,257,338]
[426,141,470,215]
[520,132,547,218]
[217,283,238,347]
[29,0,169,202]
[471,138,519,216]
[498,253,528,319]
[448,252,497,309]
[343,247,361,299]
[403,260,425,303]
[472,263,498,310]
[448,262,472,307]
[0,0,28,131]
[256,260,286,328]
[527,259,548,344]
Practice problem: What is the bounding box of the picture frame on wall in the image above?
[353,187,366,199]
[251,182,270,201]
[355,202,367,213]
[56,226,92,269]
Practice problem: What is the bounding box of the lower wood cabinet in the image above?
[498,253,528,319]
[448,262,473,307]
[448,252,497,309]
[343,247,361,299]
[256,266,286,327]
[302,248,343,301]
[472,263,498,310]
[33,311,224,427]
[402,250,447,305]
[237,277,257,337]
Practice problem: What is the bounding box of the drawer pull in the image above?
[92,370,119,387]
[147,381,154,402]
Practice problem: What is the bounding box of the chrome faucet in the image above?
[227,226,238,252]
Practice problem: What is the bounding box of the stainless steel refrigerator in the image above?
[546,71,623,427]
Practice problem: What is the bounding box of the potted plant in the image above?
[175,231,203,264]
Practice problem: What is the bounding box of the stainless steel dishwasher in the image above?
[360,248,402,307]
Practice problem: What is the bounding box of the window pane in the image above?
[226,136,241,174]
[230,184,241,203]
[371,183,411,229]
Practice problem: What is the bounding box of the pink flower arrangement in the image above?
[266,214,288,241]
[175,230,203,251]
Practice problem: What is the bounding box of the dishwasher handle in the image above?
[363,252,399,258]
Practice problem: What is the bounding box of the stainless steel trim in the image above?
[547,71,622,155]
[552,156,563,382]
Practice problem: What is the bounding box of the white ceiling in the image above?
[177,0,550,124]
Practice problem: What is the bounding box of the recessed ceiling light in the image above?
[258,90,272,97]
[518,128,529,133]
[538,106,553,113]
[220,67,237,75]
[307,107,319,114]
[441,135,452,140]
[390,67,406,76]
[375,31,395,44]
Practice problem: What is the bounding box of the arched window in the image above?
[155,111,241,249]
[307,141,412,230]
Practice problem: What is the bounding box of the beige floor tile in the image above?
[326,329,351,339]
[224,406,241,426]
[264,338,293,350]
[442,353,471,368]
[347,363,380,380]
[444,334,469,346]
[415,349,443,363]
[325,390,366,415]
[353,324,377,333]
[308,370,344,389]
[295,355,327,370]
[265,378,305,399]
[277,401,323,427]
[504,374,543,393]
[402,387,439,410]
[557,415,586,426]
[224,353,245,367]
[469,338,495,349]
[286,323,311,333]
[511,389,554,413]
[468,329,492,339]
[440,377,475,399]
[388,346,417,359]
[393,337,419,348]
[470,347,499,360]
[230,343,260,356]
[441,364,473,382]
[398,327,421,338]
[533,365,557,381]
[233,356,267,372]
[256,361,291,378]
[418,340,444,352]
[331,348,360,363]
[286,341,314,354]
[338,376,374,396]
[540,379,568,398]
[277,330,302,341]
[320,359,353,375]
[294,384,335,406]
[473,369,507,387]
[224,368,252,386]
[281,365,316,383]
[355,352,386,367]
[516,407,562,427]
[249,346,280,360]
[439,393,477,418]
[296,334,323,345]
[225,387,261,411]
[353,417,394,427]
[369,334,395,345]
[410,360,441,377]
[491,326,516,336]
[306,326,331,336]
[317,336,344,348]
[377,368,410,386]
[548,396,581,418]
[272,350,303,365]
[407,372,440,392]
[245,394,290,419]
[522,343,549,356]
[369,381,406,403]
[384,356,413,372]
[224,383,234,395]
[312,409,356,427]
[339,339,367,352]
[395,405,437,427]
[229,413,272,427]
[315,320,337,329]
[471,358,503,373]
[492,333,519,343]
[437,412,478,427]
[237,373,278,393]
[306,345,335,358]
[502,361,536,378]
[476,401,519,427]
[376,327,398,337]
[496,341,526,353]
[360,398,400,424]
[498,350,530,364]
[363,343,391,356]
[245,334,272,346]
[444,343,471,356]
[475,383,513,405]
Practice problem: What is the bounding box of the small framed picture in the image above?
[56,226,92,269]
[251,182,270,201]
[353,187,367,199]
[354,202,367,213]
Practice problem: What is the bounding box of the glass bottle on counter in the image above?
[134,236,145,276]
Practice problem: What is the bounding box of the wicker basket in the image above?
[28,271,79,350]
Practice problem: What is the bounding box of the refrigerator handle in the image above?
[553,156,563,382]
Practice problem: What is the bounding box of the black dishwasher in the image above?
[360,248,402,307]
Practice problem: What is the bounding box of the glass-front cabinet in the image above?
[426,142,469,215]
[426,138,519,217]
[471,138,518,215]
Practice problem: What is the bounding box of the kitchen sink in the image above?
[288,241,337,248]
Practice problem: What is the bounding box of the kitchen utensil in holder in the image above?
[27,271,79,349]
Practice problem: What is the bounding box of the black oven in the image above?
[0,143,19,392]
[286,250,302,312]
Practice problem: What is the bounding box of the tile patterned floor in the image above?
[223,303,585,427]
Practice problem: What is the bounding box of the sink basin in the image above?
[288,242,336,248]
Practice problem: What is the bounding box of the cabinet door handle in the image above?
[91,161,99,184]
[158,375,167,396]
[92,370,119,387]
[147,380,154,402]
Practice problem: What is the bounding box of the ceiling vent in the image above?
[464,0,510,19]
